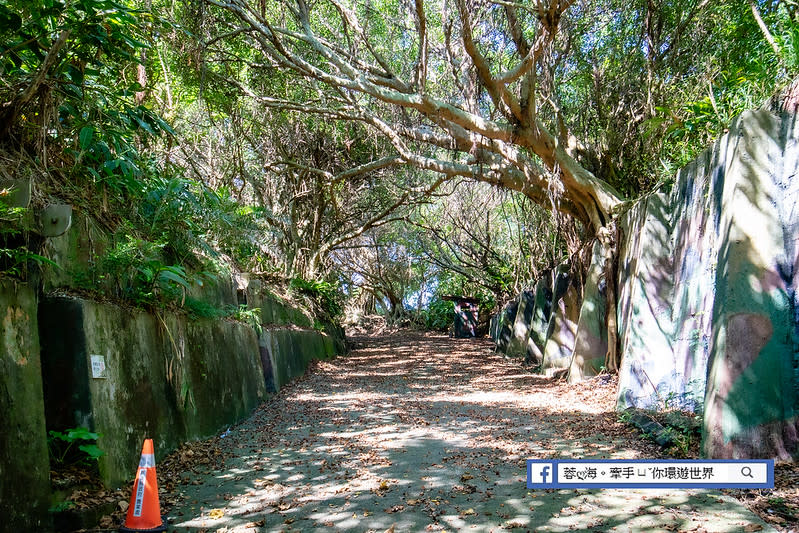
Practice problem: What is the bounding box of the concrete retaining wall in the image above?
[702,108,799,459]
[505,290,535,358]
[541,266,581,376]
[615,143,719,413]
[38,296,267,487]
[261,329,338,390]
[492,103,799,459]
[36,294,343,488]
[0,281,50,530]
[569,241,609,382]
[1,213,346,527]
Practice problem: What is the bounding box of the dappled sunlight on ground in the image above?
[163,332,773,532]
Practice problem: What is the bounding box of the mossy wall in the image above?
[492,103,799,459]
[36,295,344,488]
[29,223,347,492]
[39,296,267,487]
[0,281,51,530]
[261,328,338,390]
[541,267,581,377]
[39,211,111,294]
[245,281,313,328]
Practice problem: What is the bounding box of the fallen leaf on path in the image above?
[207,508,225,519]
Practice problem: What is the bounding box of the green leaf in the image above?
[23,252,59,269]
[79,126,94,150]
[48,430,67,442]
[0,9,22,32]
[78,443,104,459]
[87,167,101,181]
[103,159,119,173]
[94,141,111,160]
[59,103,79,118]
[49,501,76,512]
[66,427,100,441]
[62,84,83,99]
[137,265,154,282]
[65,64,84,84]
[158,267,190,289]
[153,116,176,136]
[129,111,156,135]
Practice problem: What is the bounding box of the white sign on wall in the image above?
[90,355,107,379]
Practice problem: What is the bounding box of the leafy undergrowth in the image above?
[619,408,702,458]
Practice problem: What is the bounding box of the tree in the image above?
[333,224,418,319]
[173,100,444,278]
[409,180,575,303]
[195,0,798,366]
[204,0,625,231]
[0,0,174,204]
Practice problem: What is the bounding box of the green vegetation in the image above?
[290,277,344,321]
[0,196,55,277]
[0,0,796,330]
[619,408,702,458]
[47,427,104,467]
[420,297,455,331]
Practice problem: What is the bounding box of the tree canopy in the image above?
[1,0,796,319]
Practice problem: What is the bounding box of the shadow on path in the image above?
[164,332,772,532]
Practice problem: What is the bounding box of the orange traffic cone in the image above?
[120,438,167,532]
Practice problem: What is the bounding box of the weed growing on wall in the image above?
[47,427,104,467]
[0,195,56,278]
[290,277,343,320]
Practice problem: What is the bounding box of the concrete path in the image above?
[164,333,773,532]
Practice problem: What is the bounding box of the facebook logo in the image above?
[528,461,555,488]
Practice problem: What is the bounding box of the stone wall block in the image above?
[526,274,554,364]
[568,241,609,382]
[541,266,581,376]
[505,290,535,357]
[704,109,799,459]
[0,281,50,530]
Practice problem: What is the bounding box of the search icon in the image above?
[741,466,754,478]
